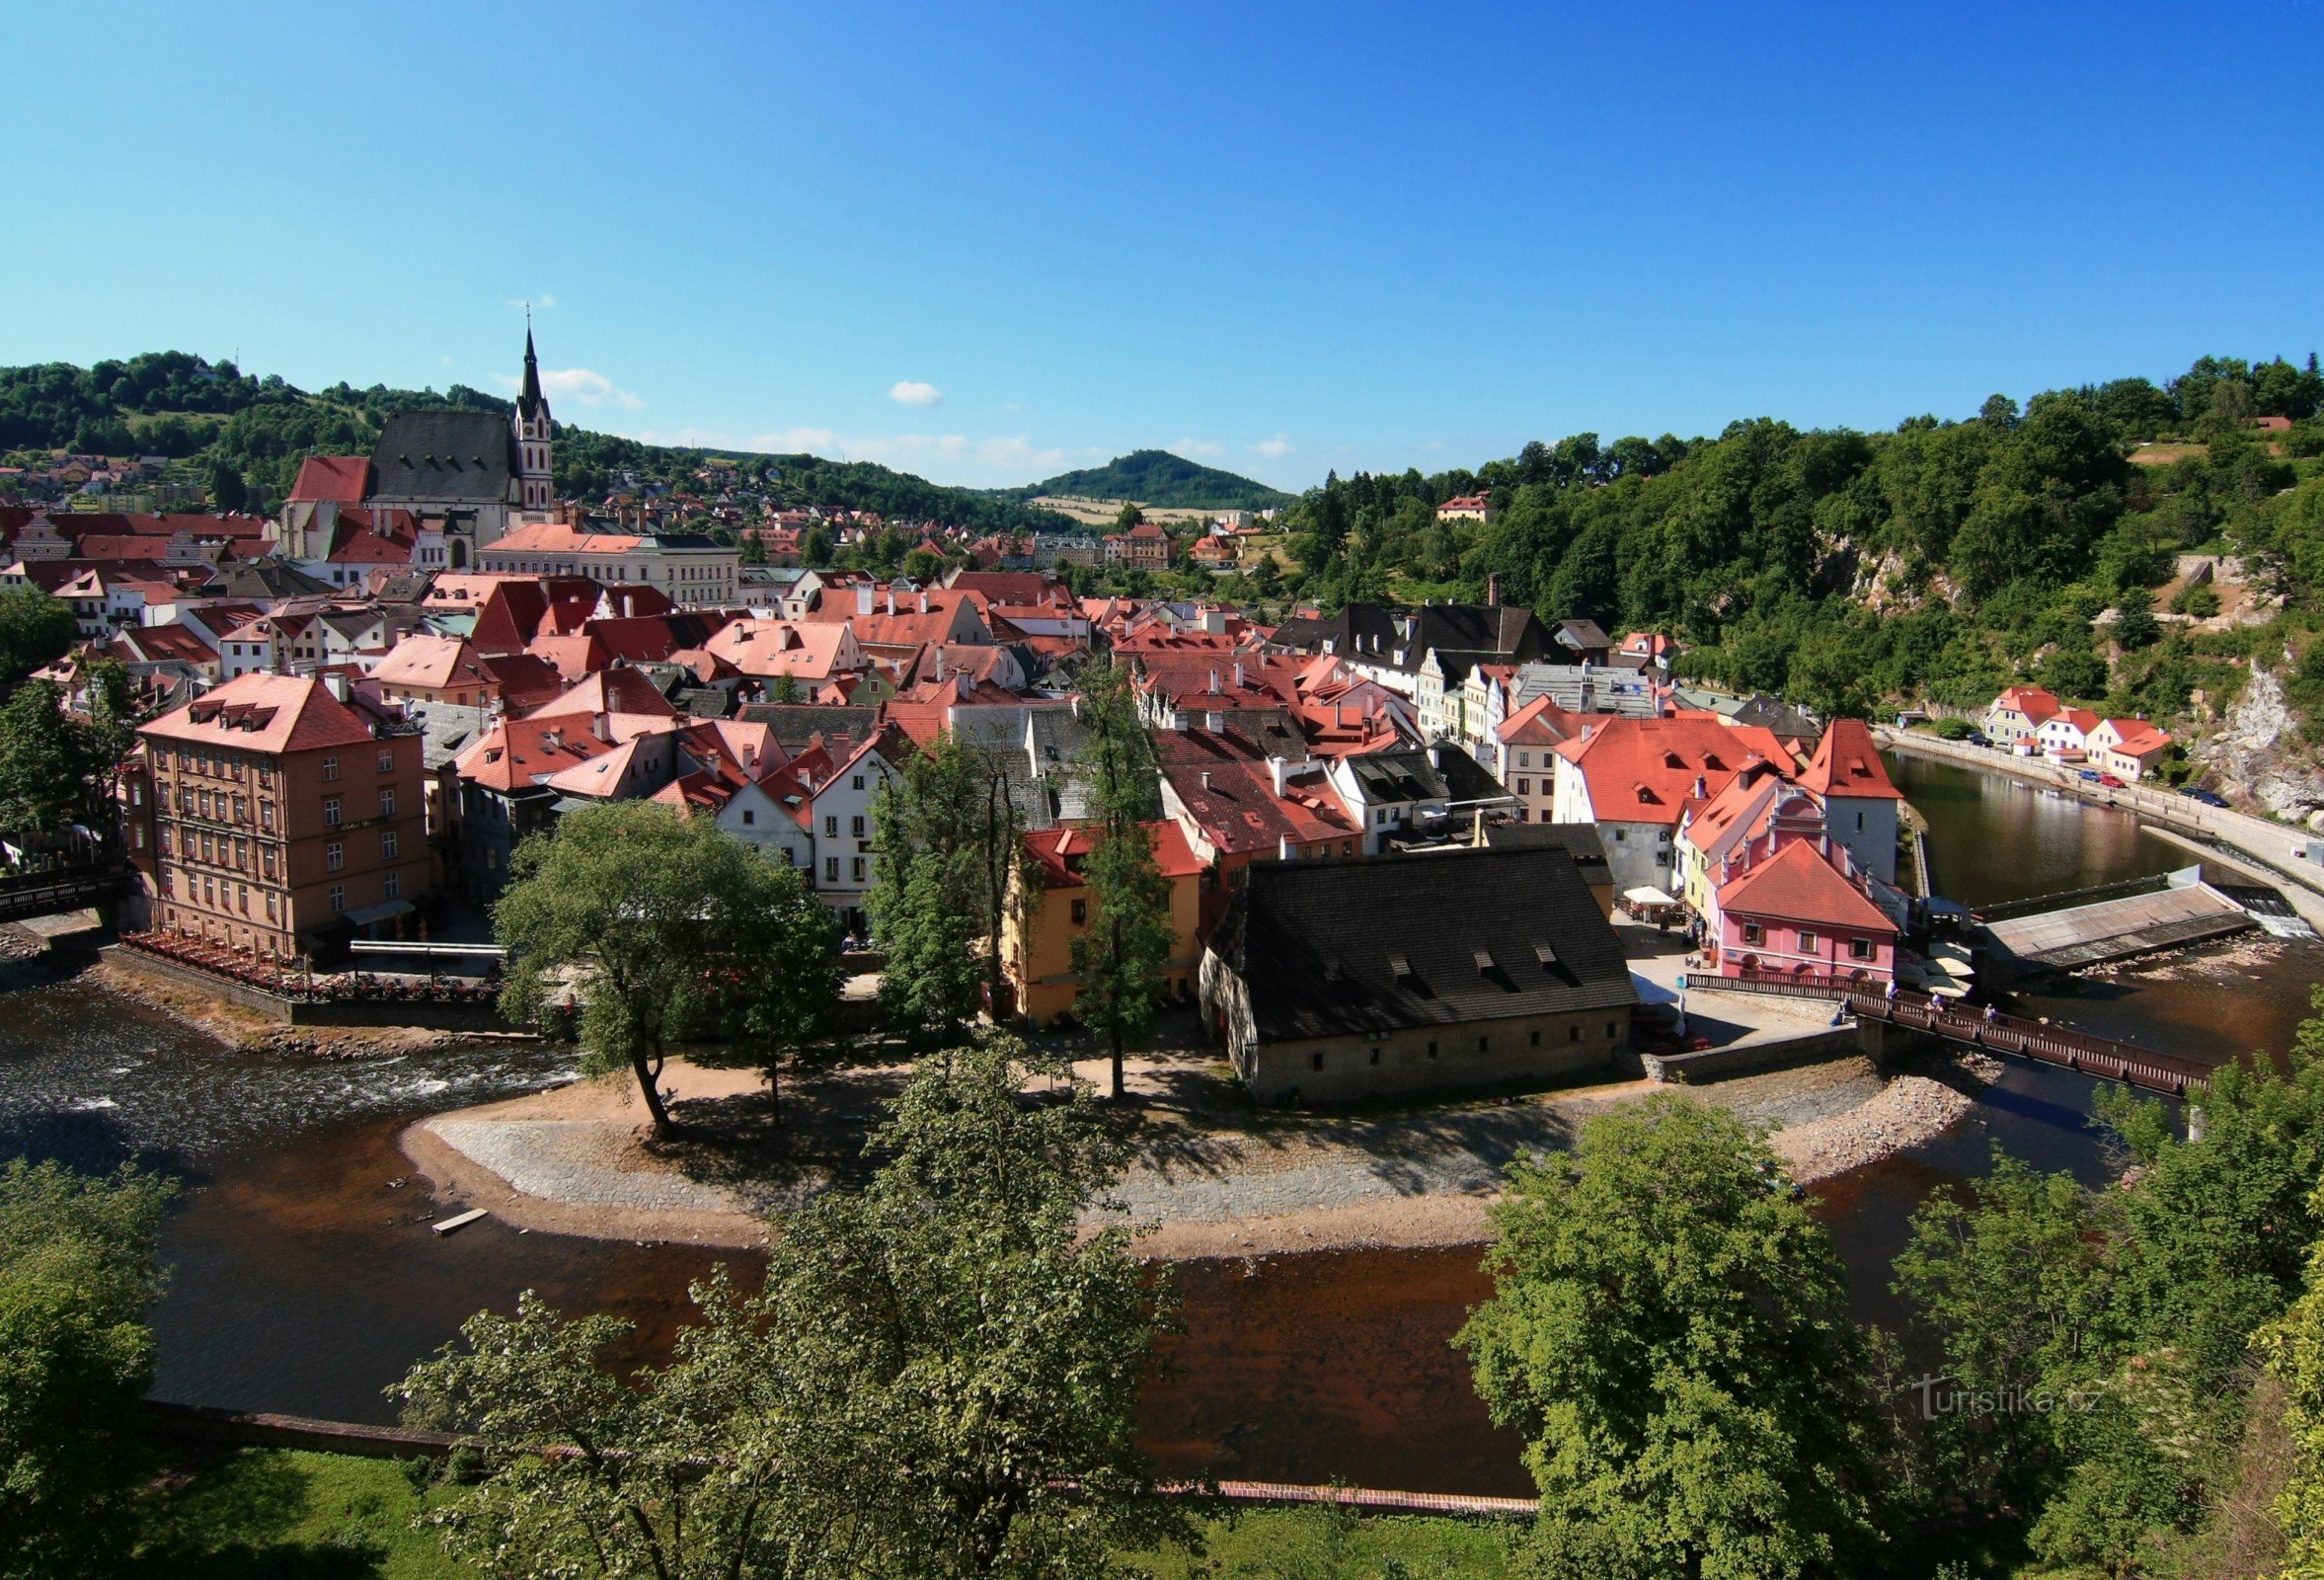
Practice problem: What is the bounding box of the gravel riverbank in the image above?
[403,1050,1993,1257]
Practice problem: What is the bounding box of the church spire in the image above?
[519,310,545,417]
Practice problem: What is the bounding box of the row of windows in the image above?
[1736,922,1879,960]
[178,870,403,915]
[171,749,265,785]
[1308,1020,1626,1071]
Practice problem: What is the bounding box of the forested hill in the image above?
[1266,355,2324,777]
[0,351,1072,534]
[1006,449,1293,510]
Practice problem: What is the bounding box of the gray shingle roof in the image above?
[1215,846,1636,1042]
[368,412,517,504]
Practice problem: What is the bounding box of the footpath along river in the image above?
[0,748,2317,1498]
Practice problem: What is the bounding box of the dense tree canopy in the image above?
[1264,352,2324,722]
[398,1039,1183,1580]
[1458,1097,1891,1580]
[0,1159,175,1580]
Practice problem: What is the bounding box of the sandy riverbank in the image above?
[400,1050,1995,1258]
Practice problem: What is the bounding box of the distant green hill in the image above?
[0,351,1072,532]
[1007,449,1293,511]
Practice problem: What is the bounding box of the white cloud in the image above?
[889,380,944,407]
[1171,437,1226,459]
[540,366,643,410]
[1251,434,1293,458]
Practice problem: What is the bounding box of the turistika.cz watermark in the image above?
[1905,1375,2097,1420]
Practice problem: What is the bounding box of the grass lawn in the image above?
[1132,1503,1517,1576]
[127,1446,1516,1578]
[130,1446,468,1580]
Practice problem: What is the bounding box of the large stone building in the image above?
[478,520,740,606]
[1201,845,1637,1103]
[124,673,432,959]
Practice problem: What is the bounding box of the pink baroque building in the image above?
[1707,830,1898,987]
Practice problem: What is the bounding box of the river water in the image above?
[0,749,2317,1499]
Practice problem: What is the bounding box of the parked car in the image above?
[1964,730,1991,747]
[2184,787,2229,807]
[2098,773,2127,789]
[2078,769,2103,783]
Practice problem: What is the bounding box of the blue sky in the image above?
[5,1,2321,490]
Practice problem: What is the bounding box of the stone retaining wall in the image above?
[103,947,513,1033]
[139,1400,1538,1517]
[1642,1025,1863,1083]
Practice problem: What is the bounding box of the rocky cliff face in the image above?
[2196,664,2324,826]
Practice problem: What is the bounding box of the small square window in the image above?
[1311,1053,1324,1072]
[1476,1036,1488,1053]
[1070,898,1087,924]
[1605,1021,1619,1038]
[1530,1029,1541,1047]
[1569,1025,1581,1042]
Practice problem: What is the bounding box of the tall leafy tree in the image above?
[495,802,838,1137]
[1068,661,1171,1100]
[0,665,135,846]
[0,588,74,695]
[759,1037,1188,1575]
[398,1039,1185,1580]
[0,1159,176,1580]
[870,732,1026,1045]
[1458,1096,1891,1580]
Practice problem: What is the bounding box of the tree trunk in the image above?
[634,1049,676,1137]
[1110,1023,1125,1102]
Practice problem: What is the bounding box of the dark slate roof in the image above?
[1428,744,1509,805]
[1728,694,1820,743]
[211,560,335,599]
[736,702,879,756]
[1341,750,1447,804]
[1266,603,1398,659]
[1484,819,1609,874]
[1215,846,1637,1042]
[1555,617,1611,653]
[368,412,517,504]
[1268,601,1550,677]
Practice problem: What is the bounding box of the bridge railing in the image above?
[1851,988,2213,1096]
[1693,967,2214,1095]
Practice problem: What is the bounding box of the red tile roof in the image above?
[1717,837,1897,935]
[290,456,373,504]
[1159,729,1359,855]
[1553,716,1790,828]
[455,716,614,793]
[1995,685,2060,724]
[140,672,381,754]
[1023,820,1205,890]
[1796,719,1902,801]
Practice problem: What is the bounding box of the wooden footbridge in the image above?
[0,859,133,926]
[1716,969,2215,1096]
